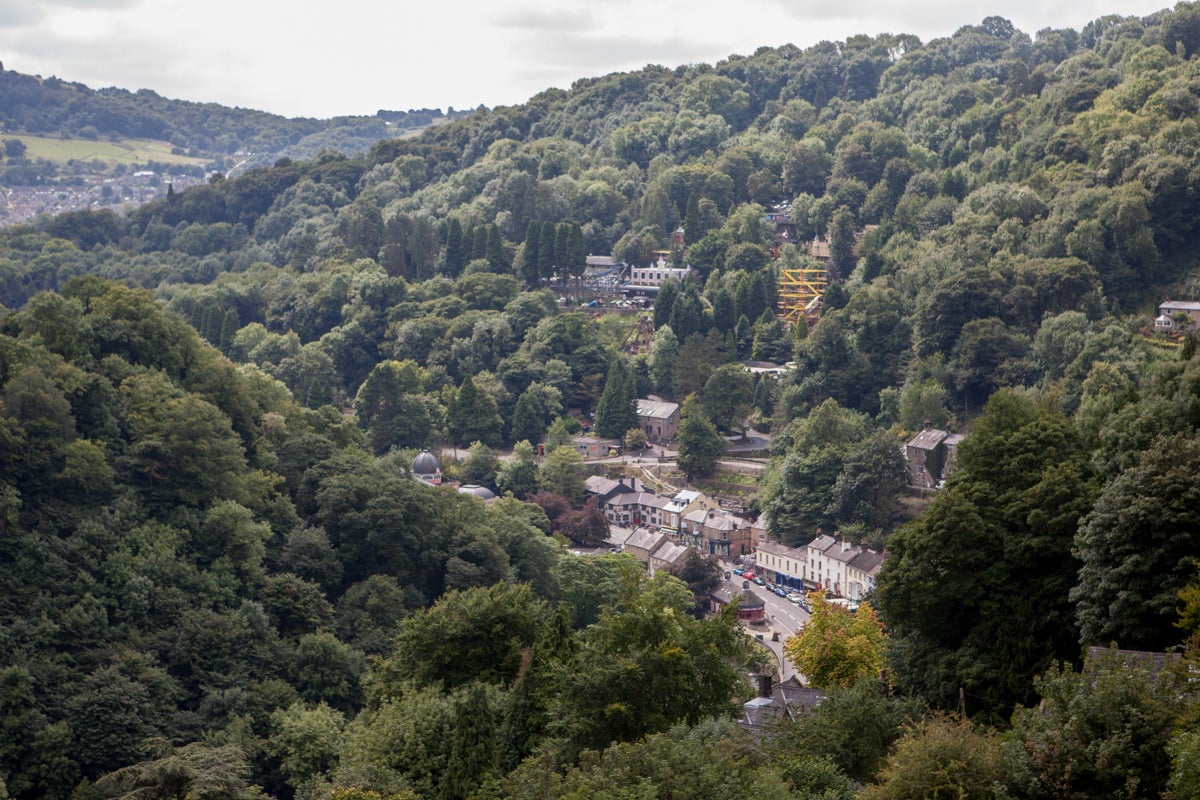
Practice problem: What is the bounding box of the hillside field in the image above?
[2,132,209,167]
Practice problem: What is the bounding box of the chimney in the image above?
[923,419,931,429]
[753,672,773,698]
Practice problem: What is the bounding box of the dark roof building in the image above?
[707,585,767,623]
[412,450,442,485]
[740,675,826,732]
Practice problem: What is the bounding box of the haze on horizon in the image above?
[0,0,1175,119]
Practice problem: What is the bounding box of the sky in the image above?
[0,0,1178,120]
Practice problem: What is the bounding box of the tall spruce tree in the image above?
[521,220,541,285]
[509,387,545,446]
[537,221,556,282]
[444,217,464,276]
[449,376,502,447]
[486,225,509,273]
[594,358,636,440]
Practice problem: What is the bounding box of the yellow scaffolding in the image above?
[778,267,828,326]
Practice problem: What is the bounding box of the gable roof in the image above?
[584,475,645,498]
[708,585,766,609]
[665,489,702,512]
[651,541,689,565]
[740,676,826,731]
[636,399,680,420]
[907,428,949,450]
[1159,300,1200,313]
[757,539,807,560]
[624,527,668,554]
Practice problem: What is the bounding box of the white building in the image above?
[805,534,886,600]
[628,256,693,287]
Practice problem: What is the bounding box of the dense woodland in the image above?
[4,5,1200,799]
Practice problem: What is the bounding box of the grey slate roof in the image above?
[906,427,949,450]
[636,399,680,420]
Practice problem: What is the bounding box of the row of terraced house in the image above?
[585,476,886,601]
[755,534,886,602]
[584,476,768,566]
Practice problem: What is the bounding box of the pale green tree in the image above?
[783,594,887,689]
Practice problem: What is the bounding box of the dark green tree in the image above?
[537,221,556,281]
[509,386,546,445]
[701,363,754,435]
[485,224,509,273]
[520,220,541,285]
[379,582,545,692]
[876,390,1095,717]
[675,394,726,481]
[593,358,636,440]
[650,325,680,396]
[444,217,465,277]
[448,375,502,447]
[496,440,540,499]
[441,683,498,800]
[548,569,749,755]
[565,223,587,281]
[459,441,498,488]
[998,652,1181,800]
[1073,432,1200,650]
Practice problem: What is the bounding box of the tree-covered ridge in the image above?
[0,64,475,172]
[0,277,761,799]
[4,5,1200,799]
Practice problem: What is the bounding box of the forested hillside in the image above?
[0,64,475,176]
[3,5,1200,799]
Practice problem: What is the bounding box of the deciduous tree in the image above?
[783,594,887,689]
[675,394,725,481]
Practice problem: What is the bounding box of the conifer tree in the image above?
[218,308,240,354]
[441,683,496,800]
[510,387,545,445]
[444,218,464,276]
[554,223,570,273]
[565,223,587,280]
[449,376,502,447]
[537,221,556,281]
[486,225,509,273]
[470,226,487,260]
[594,359,636,440]
[521,220,541,285]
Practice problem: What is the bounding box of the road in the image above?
[718,566,810,682]
[597,527,809,682]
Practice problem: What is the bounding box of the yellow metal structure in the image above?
[778,266,828,326]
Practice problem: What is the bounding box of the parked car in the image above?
[732,567,744,576]
[753,577,765,586]
[772,586,787,597]
[786,592,805,604]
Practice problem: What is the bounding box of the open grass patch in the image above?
[3,134,209,167]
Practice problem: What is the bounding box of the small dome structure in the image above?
[412,450,442,485]
[458,485,496,500]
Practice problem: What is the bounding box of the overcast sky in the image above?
[0,0,1176,119]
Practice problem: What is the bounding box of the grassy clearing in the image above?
[3,134,208,167]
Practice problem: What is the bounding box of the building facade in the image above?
[636,399,681,444]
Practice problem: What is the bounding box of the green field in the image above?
[4,133,209,167]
